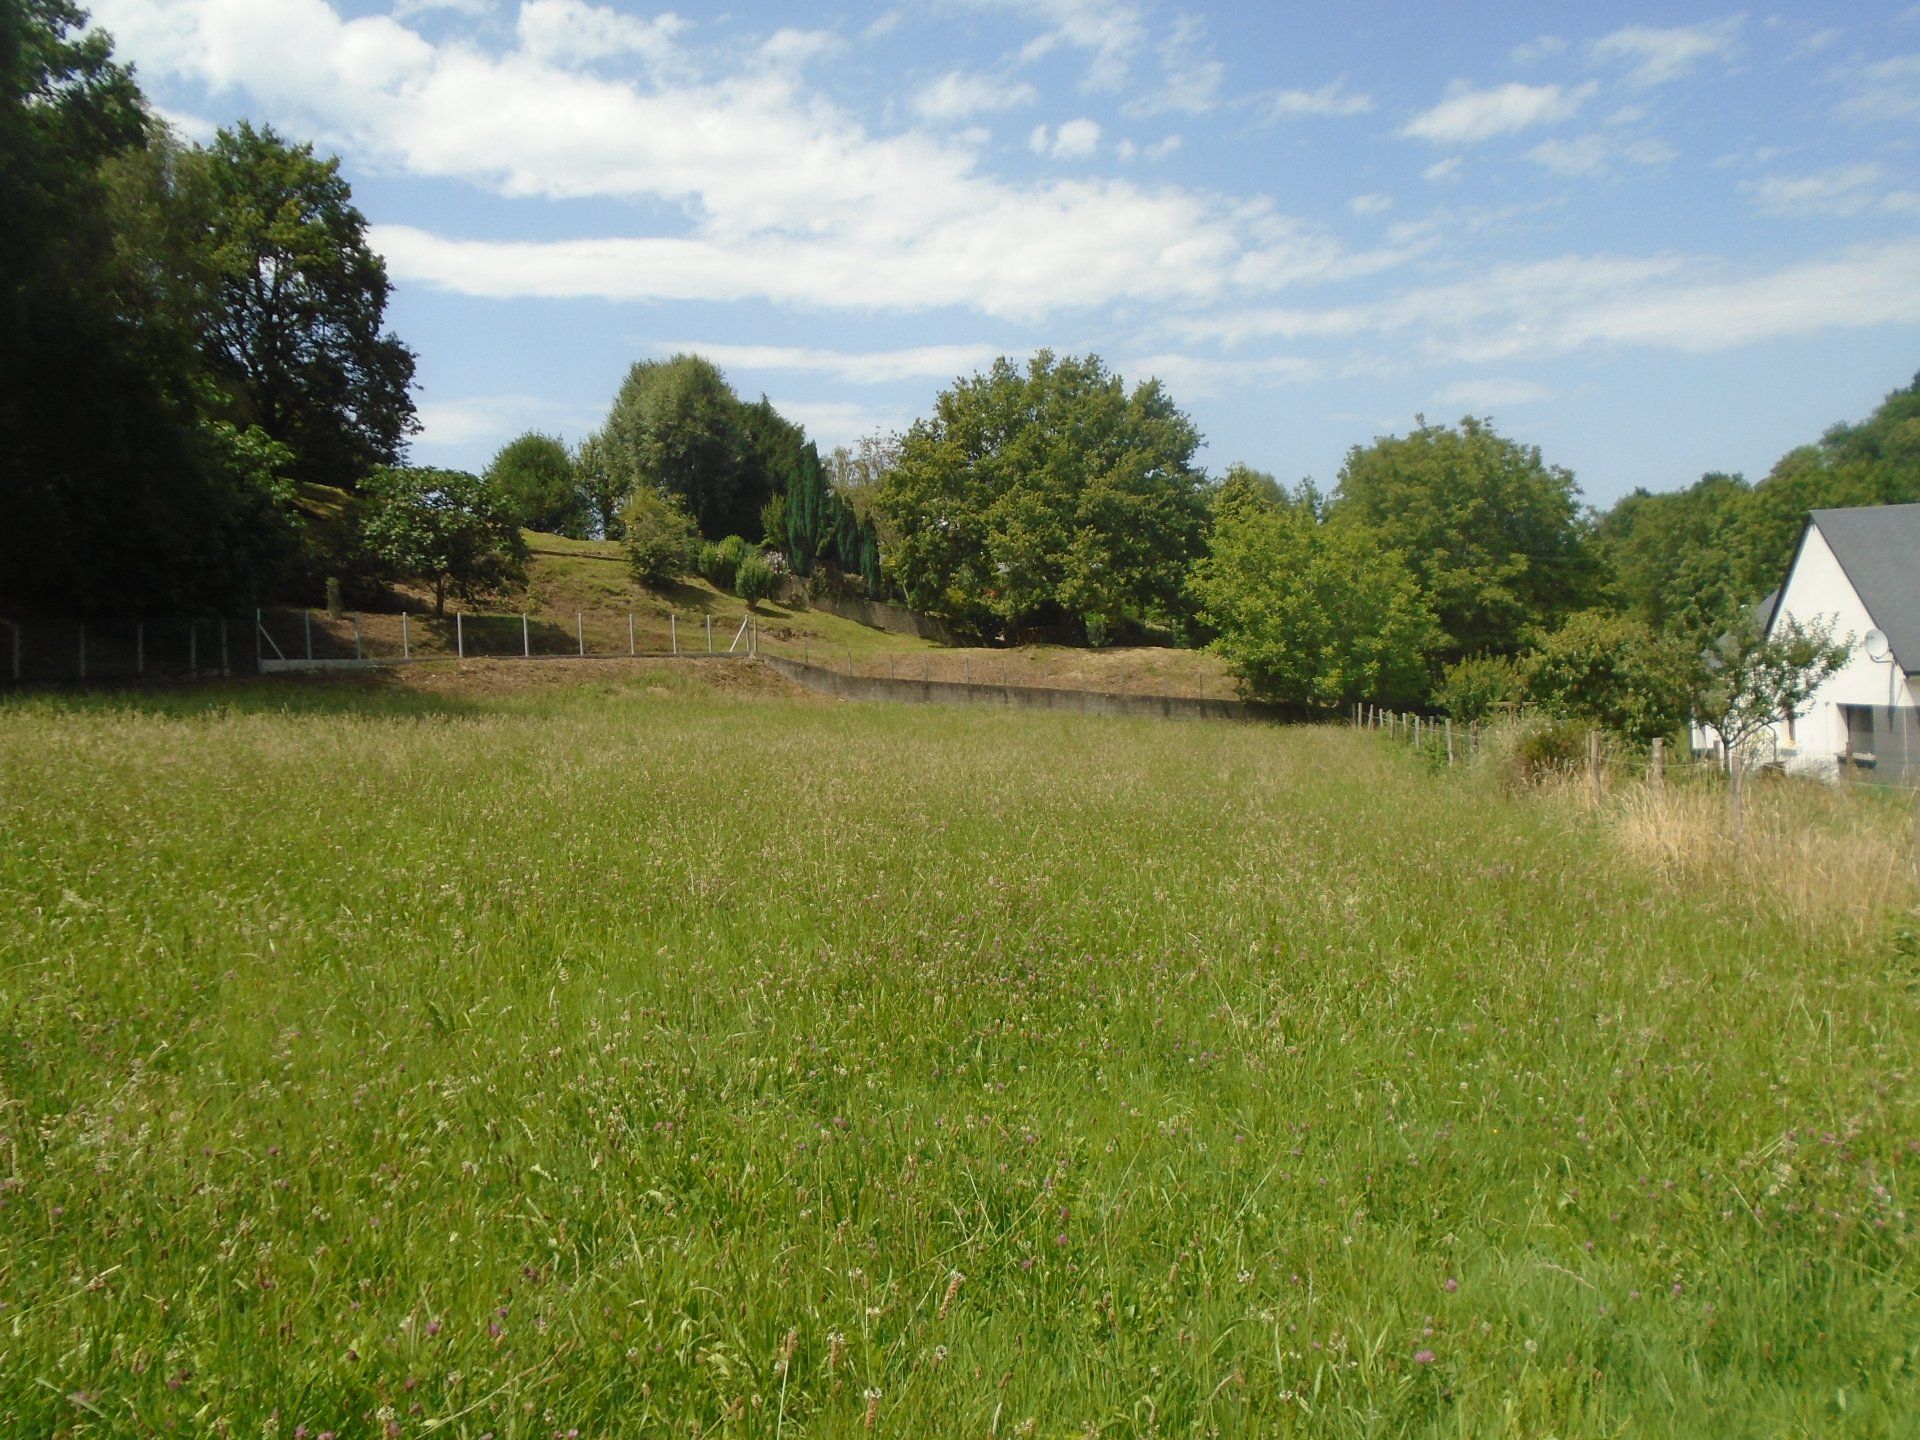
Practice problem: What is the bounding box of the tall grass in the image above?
[1,679,1917,1437]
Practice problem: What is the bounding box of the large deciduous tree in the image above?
[357,467,526,615]
[603,355,750,538]
[485,430,585,537]
[876,352,1208,641]
[191,122,416,491]
[1332,416,1594,663]
[1191,488,1437,708]
[0,2,303,613]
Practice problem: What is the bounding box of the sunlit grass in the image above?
[1,677,1916,1436]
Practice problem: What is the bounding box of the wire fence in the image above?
[1,616,241,684]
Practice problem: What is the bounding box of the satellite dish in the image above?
[1865,628,1891,662]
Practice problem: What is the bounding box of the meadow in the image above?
[2,667,1917,1437]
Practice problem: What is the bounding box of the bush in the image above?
[700,534,753,589]
[1435,654,1523,724]
[1504,714,1591,788]
[1523,610,1690,742]
[621,486,699,586]
[735,554,777,608]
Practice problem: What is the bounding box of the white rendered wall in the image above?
[1764,524,1914,779]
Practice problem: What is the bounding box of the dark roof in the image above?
[1752,587,1780,633]
[1803,503,1920,673]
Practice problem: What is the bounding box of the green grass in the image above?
[2,676,1917,1437]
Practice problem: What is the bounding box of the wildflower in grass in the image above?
[938,1271,964,1319]
[1414,1349,1436,1365]
[1443,1278,1458,1292]
[827,1331,846,1374]
[863,1387,882,1431]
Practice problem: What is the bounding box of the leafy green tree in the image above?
[604,355,749,538]
[1686,612,1850,761]
[1593,473,1753,636]
[736,396,806,541]
[485,431,584,537]
[0,2,306,613]
[573,431,626,540]
[1434,654,1524,724]
[358,467,526,614]
[619,485,698,587]
[1208,463,1292,521]
[1191,502,1437,708]
[877,352,1208,639]
[1331,416,1594,662]
[1523,611,1691,742]
[189,122,416,490]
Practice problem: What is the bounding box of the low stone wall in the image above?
[761,654,1295,723]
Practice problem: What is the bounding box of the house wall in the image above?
[1759,523,1914,780]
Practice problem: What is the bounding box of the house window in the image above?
[1841,704,1877,762]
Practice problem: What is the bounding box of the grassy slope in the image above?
[294,528,1237,696]
[3,679,1915,1436]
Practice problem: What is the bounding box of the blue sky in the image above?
[90,0,1920,507]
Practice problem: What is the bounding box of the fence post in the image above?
[136,621,144,676]
[304,609,313,661]
[352,613,362,661]
[1729,749,1745,845]
[78,623,86,680]
[671,614,678,656]
[9,621,17,682]
[1446,717,1454,766]
[577,612,585,657]
[189,619,198,678]
[1589,730,1602,806]
[963,658,970,686]
[1650,737,1664,795]
[629,613,635,657]
[522,613,530,658]
[456,611,464,659]
[707,615,714,654]
[402,612,410,660]
[255,608,262,670]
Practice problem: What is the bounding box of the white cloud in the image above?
[392,0,493,17]
[1031,116,1102,159]
[1351,192,1392,217]
[912,70,1037,122]
[1840,53,1920,123]
[1510,35,1567,66]
[1153,13,1224,115]
[988,0,1146,91]
[650,342,1005,385]
[1422,156,1463,183]
[1590,19,1742,88]
[1173,239,1920,362]
[94,0,1403,322]
[154,103,218,143]
[413,393,560,449]
[1745,163,1917,217]
[1117,352,1319,399]
[769,399,911,449]
[1431,378,1556,409]
[1402,82,1594,145]
[1265,79,1373,120]
[1526,133,1676,177]
[515,0,683,68]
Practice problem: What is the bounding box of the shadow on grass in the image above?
[1,668,492,722]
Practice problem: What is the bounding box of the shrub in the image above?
[620,485,699,586]
[701,534,753,589]
[1503,714,1591,788]
[1435,654,1523,724]
[1523,610,1690,743]
[735,554,776,608]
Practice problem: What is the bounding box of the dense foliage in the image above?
[1521,611,1691,743]
[876,352,1208,641]
[486,431,585,537]
[1331,416,1595,663]
[1191,485,1436,708]
[0,3,415,616]
[618,485,699,587]
[356,466,526,615]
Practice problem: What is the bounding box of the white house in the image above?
[1697,503,1920,784]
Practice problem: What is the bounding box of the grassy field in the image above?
[3,669,1918,1437]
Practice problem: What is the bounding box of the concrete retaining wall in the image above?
[773,582,967,646]
[762,654,1297,723]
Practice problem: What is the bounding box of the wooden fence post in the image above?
[1650,736,1664,795]
[1588,730,1602,806]
[1729,749,1745,845]
[1446,717,1454,766]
